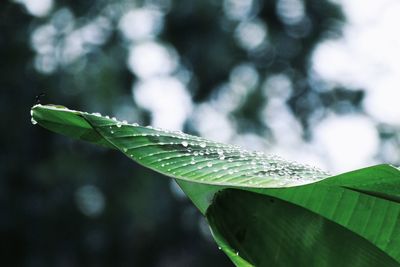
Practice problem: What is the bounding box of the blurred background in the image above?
[1,0,400,266]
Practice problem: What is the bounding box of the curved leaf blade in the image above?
[31,104,330,188]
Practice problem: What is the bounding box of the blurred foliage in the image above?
[1,0,346,266]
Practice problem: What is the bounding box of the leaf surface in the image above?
[31,104,330,188]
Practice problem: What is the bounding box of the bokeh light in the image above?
[313,114,379,172]
[234,19,268,51]
[75,185,106,218]
[127,41,178,79]
[16,0,53,17]
[133,76,192,130]
[119,7,164,41]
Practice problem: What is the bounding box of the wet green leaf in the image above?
[31,104,400,266]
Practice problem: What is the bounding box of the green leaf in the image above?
[31,104,330,188]
[31,104,400,266]
[207,189,400,267]
[246,165,400,263]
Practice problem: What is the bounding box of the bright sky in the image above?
[313,0,400,126]
[311,0,400,172]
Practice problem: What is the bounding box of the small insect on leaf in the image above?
[35,93,45,104]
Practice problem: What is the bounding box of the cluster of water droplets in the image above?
[32,105,331,187]
[91,113,330,187]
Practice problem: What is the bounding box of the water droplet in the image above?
[123,148,128,152]
[207,162,213,167]
[200,142,206,148]
[116,122,122,128]
[182,141,188,147]
[31,117,37,125]
[111,130,114,134]
[92,112,101,117]
[218,246,221,250]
